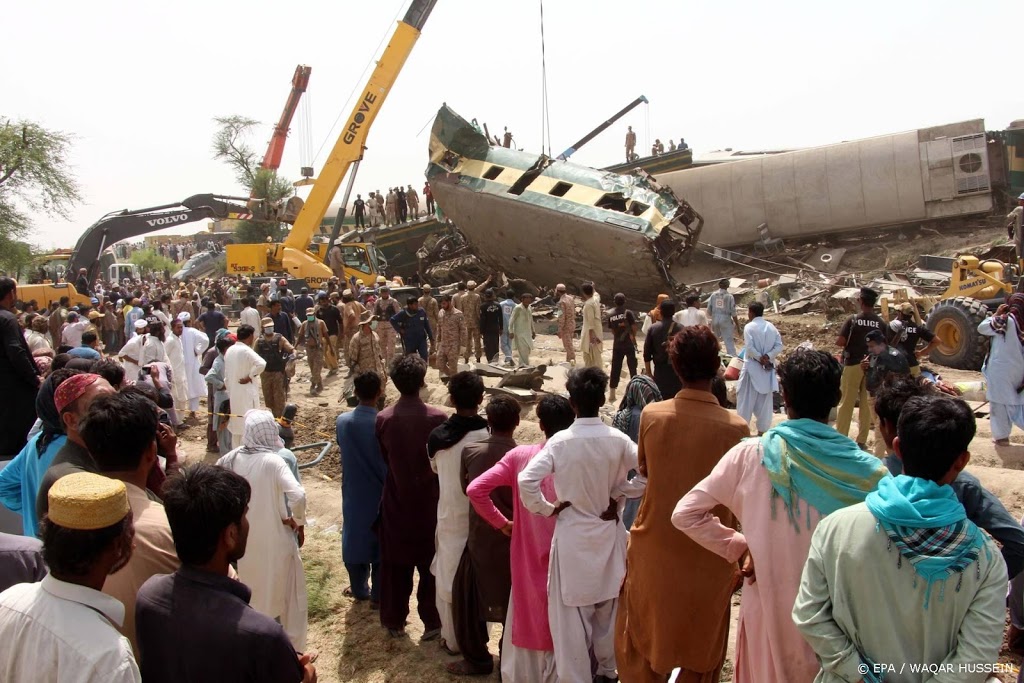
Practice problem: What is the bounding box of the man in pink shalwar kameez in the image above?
[672,349,889,683]
[465,395,576,683]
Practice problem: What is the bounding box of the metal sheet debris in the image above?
[806,248,847,274]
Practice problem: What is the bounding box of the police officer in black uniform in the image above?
[835,287,884,448]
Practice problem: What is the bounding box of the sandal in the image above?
[439,639,459,656]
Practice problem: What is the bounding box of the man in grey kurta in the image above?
[706,279,738,355]
[508,293,535,367]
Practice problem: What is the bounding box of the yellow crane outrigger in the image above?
[226,0,437,287]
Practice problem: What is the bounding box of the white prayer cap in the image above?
[133,319,149,330]
[177,312,191,322]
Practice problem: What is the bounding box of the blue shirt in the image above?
[204,353,229,418]
[390,308,433,345]
[0,433,68,537]
[270,311,293,344]
[293,296,315,319]
[336,405,386,564]
[499,299,515,333]
[67,346,101,360]
[125,307,144,338]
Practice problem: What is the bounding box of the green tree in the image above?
[130,248,177,277]
[212,116,293,244]
[0,118,82,239]
[0,235,35,279]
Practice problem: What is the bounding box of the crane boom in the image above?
[275,0,437,280]
[261,65,312,172]
[556,95,649,161]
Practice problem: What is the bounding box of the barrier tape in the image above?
[190,408,338,441]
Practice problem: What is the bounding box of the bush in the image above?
[130,249,177,277]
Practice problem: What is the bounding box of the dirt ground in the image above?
[177,320,1024,682]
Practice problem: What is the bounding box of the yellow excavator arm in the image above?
[274,0,437,283]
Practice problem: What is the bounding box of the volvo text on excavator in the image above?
[18,194,263,309]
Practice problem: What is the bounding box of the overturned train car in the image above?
[425,105,703,307]
[660,119,1012,248]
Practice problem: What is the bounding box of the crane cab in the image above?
[226,240,386,289]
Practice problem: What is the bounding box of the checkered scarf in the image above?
[866,475,988,608]
[989,292,1024,344]
[241,409,284,453]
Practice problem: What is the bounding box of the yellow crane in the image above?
[226,0,438,287]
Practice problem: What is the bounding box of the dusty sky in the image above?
[4,0,1019,250]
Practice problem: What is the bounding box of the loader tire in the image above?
[926,297,989,371]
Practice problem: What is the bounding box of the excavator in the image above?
[225,0,437,286]
[881,254,1023,371]
[18,194,264,309]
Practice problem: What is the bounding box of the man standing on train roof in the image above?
[353,194,366,230]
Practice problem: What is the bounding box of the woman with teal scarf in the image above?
[674,349,889,683]
[794,394,1006,683]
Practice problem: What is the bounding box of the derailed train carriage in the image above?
[425,105,704,307]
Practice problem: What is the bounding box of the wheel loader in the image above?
[880,255,1020,371]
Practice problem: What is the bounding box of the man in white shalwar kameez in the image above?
[164,321,189,420]
[518,366,645,683]
[979,294,1024,445]
[118,319,151,383]
[173,312,210,414]
[224,325,267,449]
[140,325,168,367]
[218,410,308,651]
[427,372,490,654]
[736,302,783,435]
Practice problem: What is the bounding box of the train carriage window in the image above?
[628,201,649,216]
[596,193,628,212]
[483,165,504,180]
[440,151,461,171]
[550,182,572,197]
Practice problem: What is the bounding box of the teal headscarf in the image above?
[866,475,989,608]
[760,418,890,529]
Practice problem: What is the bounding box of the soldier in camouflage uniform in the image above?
[435,294,465,381]
[297,312,332,395]
[460,276,492,363]
[419,284,439,337]
[556,283,577,364]
[344,311,388,407]
[374,286,402,369]
[451,283,468,358]
[340,289,365,365]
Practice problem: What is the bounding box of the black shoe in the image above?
[593,676,618,683]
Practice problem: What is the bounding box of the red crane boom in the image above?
[261,64,312,171]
